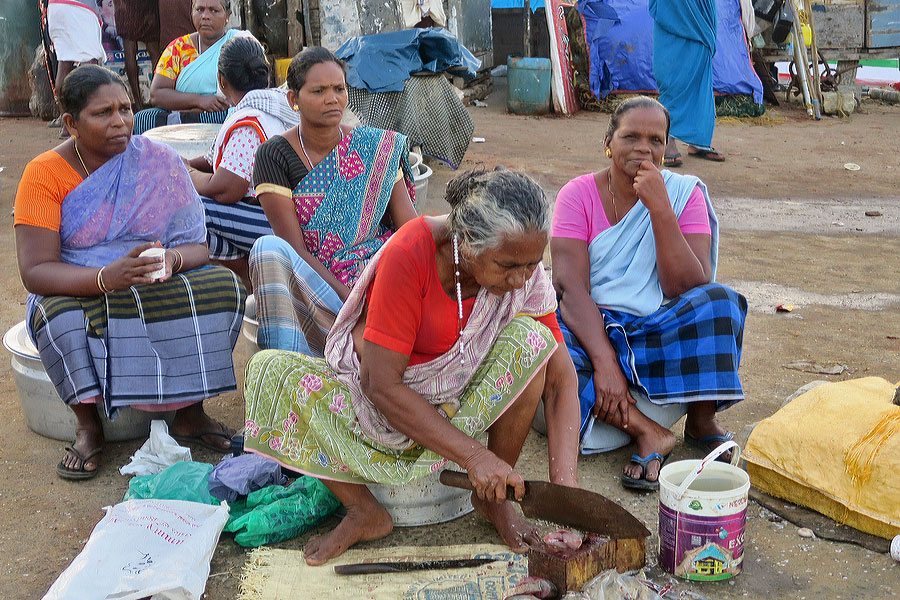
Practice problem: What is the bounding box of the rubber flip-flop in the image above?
[688,148,726,162]
[684,430,735,462]
[663,152,683,168]
[56,445,103,480]
[172,422,236,452]
[621,452,669,491]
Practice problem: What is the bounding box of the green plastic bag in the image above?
[124,462,340,547]
[124,461,217,505]
[223,477,340,547]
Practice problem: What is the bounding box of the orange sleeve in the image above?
[14,152,82,232]
[363,240,425,357]
[535,312,564,343]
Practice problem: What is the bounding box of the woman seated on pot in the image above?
[244,169,581,565]
[551,97,747,492]
[249,46,417,356]
[133,0,246,135]
[186,36,299,289]
[14,65,246,480]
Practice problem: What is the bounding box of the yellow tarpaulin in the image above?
[744,377,900,539]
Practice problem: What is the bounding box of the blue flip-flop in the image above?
[621,452,669,491]
[684,430,735,462]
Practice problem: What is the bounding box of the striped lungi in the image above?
[29,266,246,417]
[132,108,230,135]
[202,196,274,260]
[559,283,747,426]
[249,235,343,357]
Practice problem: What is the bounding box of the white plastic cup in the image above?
[139,247,167,280]
[891,534,900,562]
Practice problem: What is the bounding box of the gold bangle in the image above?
[171,249,184,273]
[97,267,111,294]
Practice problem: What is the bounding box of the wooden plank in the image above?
[286,0,305,57]
[811,3,865,48]
[867,0,900,48]
[318,0,361,50]
[356,0,403,35]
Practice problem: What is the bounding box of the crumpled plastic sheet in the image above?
[119,419,191,476]
[208,453,288,502]
[335,27,481,93]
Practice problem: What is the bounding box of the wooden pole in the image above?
[802,0,823,105]
[286,0,305,57]
[523,0,531,57]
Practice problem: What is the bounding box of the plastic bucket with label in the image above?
[658,441,749,581]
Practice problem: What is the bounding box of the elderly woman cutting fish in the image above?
[244,169,581,564]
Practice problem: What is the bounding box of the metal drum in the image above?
[142,123,221,158]
[3,321,172,441]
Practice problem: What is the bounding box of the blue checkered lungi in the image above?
[559,283,747,432]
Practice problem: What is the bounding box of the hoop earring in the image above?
[605,148,612,159]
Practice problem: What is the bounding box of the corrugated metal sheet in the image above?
[868,0,900,47]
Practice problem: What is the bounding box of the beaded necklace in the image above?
[452,234,466,365]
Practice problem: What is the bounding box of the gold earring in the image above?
[293,105,299,110]
[605,148,612,159]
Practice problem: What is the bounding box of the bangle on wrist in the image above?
[171,249,184,273]
[97,267,111,294]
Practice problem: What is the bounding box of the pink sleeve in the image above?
[218,126,264,183]
[677,185,711,235]
[552,175,594,242]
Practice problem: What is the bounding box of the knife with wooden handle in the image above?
[334,557,497,575]
[439,470,650,539]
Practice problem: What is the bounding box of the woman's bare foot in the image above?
[471,496,540,552]
[303,504,394,566]
[622,423,676,484]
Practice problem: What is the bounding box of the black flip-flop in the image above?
[621,452,669,491]
[56,445,103,480]
[684,430,735,462]
[688,148,726,162]
[663,152,683,168]
[172,422,236,452]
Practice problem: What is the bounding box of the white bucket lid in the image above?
[3,320,39,360]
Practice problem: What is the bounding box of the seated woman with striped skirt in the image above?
[14,66,246,480]
[132,0,244,135]
[551,97,747,491]
[187,36,299,289]
[249,47,417,357]
[244,169,580,564]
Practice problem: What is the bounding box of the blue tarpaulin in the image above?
[578,0,763,104]
[335,27,481,93]
[491,0,545,10]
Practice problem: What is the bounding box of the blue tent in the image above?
[578,0,763,103]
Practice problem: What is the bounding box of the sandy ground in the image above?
[0,88,898,599]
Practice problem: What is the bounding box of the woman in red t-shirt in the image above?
[244,169,581,565]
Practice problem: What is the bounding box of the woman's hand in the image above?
[632,160,670,215]
[463,447,525,504]
[101,242,165,290]
[197,94,230,113]
[591,357,636,428]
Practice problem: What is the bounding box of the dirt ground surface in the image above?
[0,86,898,599]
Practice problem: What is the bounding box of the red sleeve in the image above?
[535,312,564,343]
[363,240,425,356]
[677,185,711,235]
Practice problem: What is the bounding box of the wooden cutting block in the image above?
[527,533,646,593]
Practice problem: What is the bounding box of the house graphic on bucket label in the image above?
[675,542,735,581]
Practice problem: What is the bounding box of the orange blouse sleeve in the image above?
[14,151,82,232]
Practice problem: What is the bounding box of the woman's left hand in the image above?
[632,160,670,214]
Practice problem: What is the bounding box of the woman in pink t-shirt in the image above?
[550,97,747,491]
